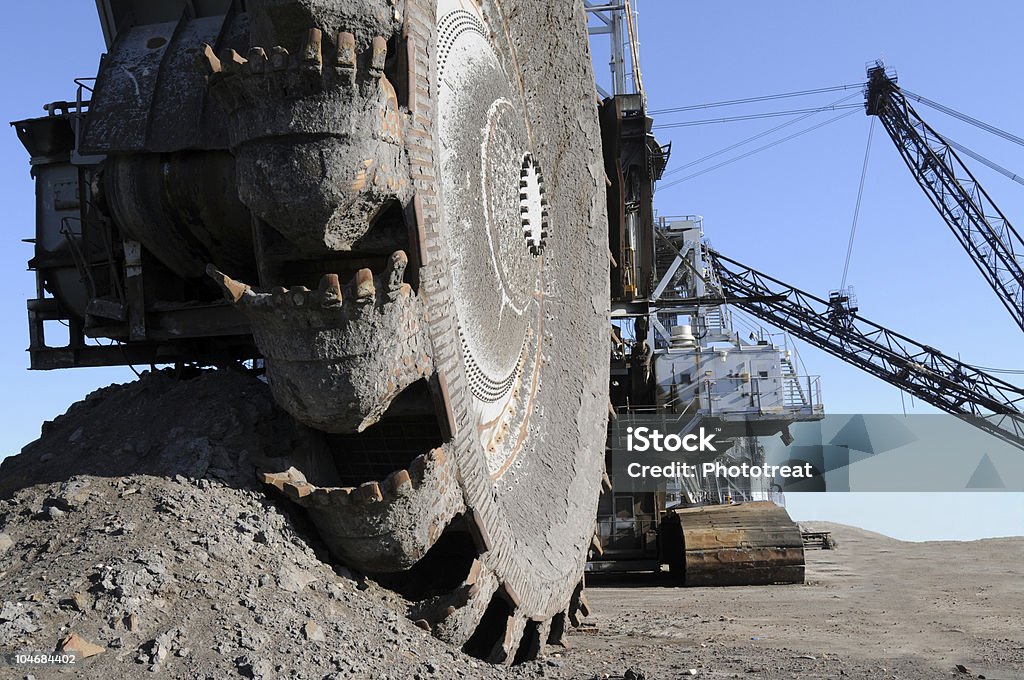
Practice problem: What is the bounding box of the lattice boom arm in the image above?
[707,249,1024,449]
[865,65,1024,333]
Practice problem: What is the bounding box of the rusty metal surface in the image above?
[208,250,432,434]
[661,502,805,586]
[81,11,246,153]
[10,116,75,161]
[104,151,255,280]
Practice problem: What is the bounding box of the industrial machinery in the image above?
[582,56,1024,582]
[13,2,822,628]
[708,250,1024,448]
[592,207,823,583]
[865,62,1024,333]
[586,2,819,585]
[15,0,1024,665]
[12,0,611,663]
[695,63,1024,451]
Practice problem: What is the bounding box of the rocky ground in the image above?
[0,473,512,679]
[1,371,1021,679]
[549,523,1024,680]
[0,371,515,679]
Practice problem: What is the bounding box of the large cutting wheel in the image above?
[208,0,609,663]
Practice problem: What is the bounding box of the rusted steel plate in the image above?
[81,12,244,153]
[661,502,806,586]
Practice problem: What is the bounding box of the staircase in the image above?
[781,355,809,410]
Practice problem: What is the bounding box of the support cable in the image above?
[938,134,1024,188]
[652,103,861,130]
[662,92,861,178]
[657,110,858,190]
[841,117,876,289]
[968,365,1024,375]
[649,83,861,116]
[902,88,1024,148]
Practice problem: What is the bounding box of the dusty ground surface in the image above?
[538,524,1024,680]
[0,372,1021,679]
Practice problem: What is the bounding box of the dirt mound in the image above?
[0,371,516,679]
[0,371,300,498]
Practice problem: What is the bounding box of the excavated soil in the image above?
[1,372,1022,679]
[561,524,1024,680]
[0,371,513,679]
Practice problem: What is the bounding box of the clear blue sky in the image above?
[0,2,1020,541]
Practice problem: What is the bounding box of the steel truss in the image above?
[865,63,1024,333]
[708,248,1024,449]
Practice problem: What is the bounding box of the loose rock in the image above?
[57,632,105,659]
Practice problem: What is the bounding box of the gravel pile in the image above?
[0,371,525,679]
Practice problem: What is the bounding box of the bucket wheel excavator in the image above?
[11,0,609,663]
